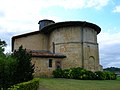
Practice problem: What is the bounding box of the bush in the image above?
[53,67,117,80]
[53,68,63,78]
[95,71,117,80]
[103,71,117,80]
[8,78,40,90]
[95,71,106,80]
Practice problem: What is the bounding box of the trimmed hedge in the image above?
[53,67,117,80]
[8,78,40,90]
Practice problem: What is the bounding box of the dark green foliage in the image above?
[0,39,17,89]
[95,71,105,80]
[13,45,34,84]
[0,39,7,54]
[53,67,117,80]
[104,67,120,72]
[53,68,63,78]
[62,69,71,78]
[8,78,40,90]
[95,71,117,80]
[0,55,17,89]
[103,71,117,80]
[0,42,34,89]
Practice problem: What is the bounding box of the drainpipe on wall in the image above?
[81,21,86,68]
[53,42,55,54]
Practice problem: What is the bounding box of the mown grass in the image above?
[39,77,120,90]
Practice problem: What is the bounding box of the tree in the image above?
[103,67,120,72]
[0,55,17,89]
[0,39,16,89]
[0,39,7,54]
[13,46,34,84]
[0,39,34,89]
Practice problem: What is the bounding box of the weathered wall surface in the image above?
[49,26,82,69]
[49,26,99,71]
[82,27,99,71]
[13,23,100,76]
[14,33,48,50]
[32,57,63,77]
[83,27,97,43]
[83,43,99,71]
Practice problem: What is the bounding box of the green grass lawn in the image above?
[38,77,120,90]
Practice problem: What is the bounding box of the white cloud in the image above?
[98,32,120,68]
[4,45,11,54]
[0,0,110,31]
[98,32,120,46]
[43,0,109,10]
[0,0,110,33]
[86,0,109,9]
[113,5,120,13]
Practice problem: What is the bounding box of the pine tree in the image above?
[13,46,34,84]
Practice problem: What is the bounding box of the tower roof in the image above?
[40,21,101,34]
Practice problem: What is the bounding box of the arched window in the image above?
[56,61,61,69]
[88,56,95,71]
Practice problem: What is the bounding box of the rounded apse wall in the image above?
[49,25,99,70]
[39,20,101,71]
[49,26,98,53]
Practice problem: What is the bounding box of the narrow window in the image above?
[49,59,52,68]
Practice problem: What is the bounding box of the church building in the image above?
[12,19,101,77]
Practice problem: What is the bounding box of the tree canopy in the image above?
[104,67,120,72]
[0,39,7,54]
[0,39,34,89]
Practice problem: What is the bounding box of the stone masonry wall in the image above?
[32,57,63,77]
[49,26,99,71]
[14,33,48,50]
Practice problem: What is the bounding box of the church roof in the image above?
[12,20,101,51]
[40,21,101,34]
[31,50,66,58]
[12,21,101,39]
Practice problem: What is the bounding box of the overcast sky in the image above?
[0,0,120,68]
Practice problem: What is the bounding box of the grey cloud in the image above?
[99,43,120,68]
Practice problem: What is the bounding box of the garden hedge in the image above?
[8,78,40,90]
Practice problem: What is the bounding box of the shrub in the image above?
[94,71,117,80]
[8,78,40,90]
[95,71,106,80]
[53,67,117,80]
[70,67,88,79]
[62,69,71,78]
[103,71,117,80]
[53,68,63,78]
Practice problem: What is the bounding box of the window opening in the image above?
[49,59,52,68]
